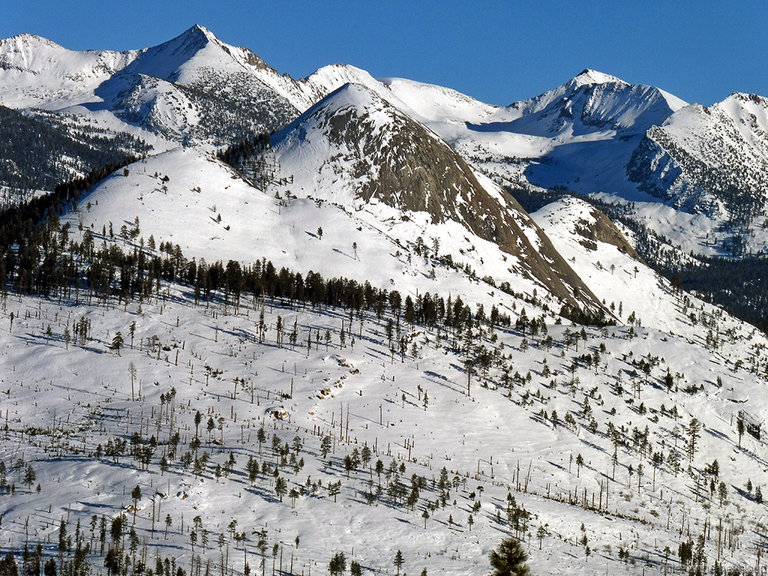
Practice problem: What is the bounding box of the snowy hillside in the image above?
[2,215,768,575]
[268,82,605,315]
[534,197,712,334]
[63,147,555,318]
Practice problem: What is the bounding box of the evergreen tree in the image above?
[110,332,124,356]
[23,465,35,489]
[393,550,404,575]
[0,552,19,576]
[275,476,288,502]
[328,552,345,576]
[687,417,701,463]
[131,485,141,524]
[489,538,531,576]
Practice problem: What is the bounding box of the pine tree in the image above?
[489,537,531,576]
[275,476,288,502]
[257,426,266,455]
[23,464,35,489]
[328,480,341,502]
[110,331,124,356]
[131,485,141,525]
[320,435,332,459]
[328,552,345,576]
[393,550,404,575]
[687,417,701,463]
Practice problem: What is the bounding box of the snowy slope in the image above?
[269,82,605,315]
[3,231,768,575]
[64,147,555,320]
[534,197,698,333]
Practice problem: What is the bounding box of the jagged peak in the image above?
[158,24,217,52]
[572,68,627,87]
[723,91,768,106]
[0,32,66,53]
[188,24,216,39]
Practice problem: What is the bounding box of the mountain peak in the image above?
[319,81,380,108]
[3,32,57,46]
[0,32,66,60]
[180,24,219,45]
[162,24,218,53]
[572,69,626,87]
[724,91,768,106]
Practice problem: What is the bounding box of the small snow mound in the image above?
[324,355,353,369]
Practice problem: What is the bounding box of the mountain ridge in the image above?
[268,82,606,315]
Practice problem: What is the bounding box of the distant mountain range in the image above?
[1,24,767,324]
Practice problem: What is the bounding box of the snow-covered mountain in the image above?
[0,25,308,154]
[3,24,768,256]
[4,23,768,576]
[627,92,768,251]
[427,69,686,198]
[266,82,605,315]
[0,32,135,109]
[2,25,767,316]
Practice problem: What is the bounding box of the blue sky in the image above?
[2,1,767,106]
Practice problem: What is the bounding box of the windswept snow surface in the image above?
[534,197,700,332]
[64,147,552,318]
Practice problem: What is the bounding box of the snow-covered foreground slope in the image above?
[2,250,768,575]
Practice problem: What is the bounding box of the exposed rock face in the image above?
[270,83,606,314]
[628,95,768,226]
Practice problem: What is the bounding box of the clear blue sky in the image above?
[2,0,767,106]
